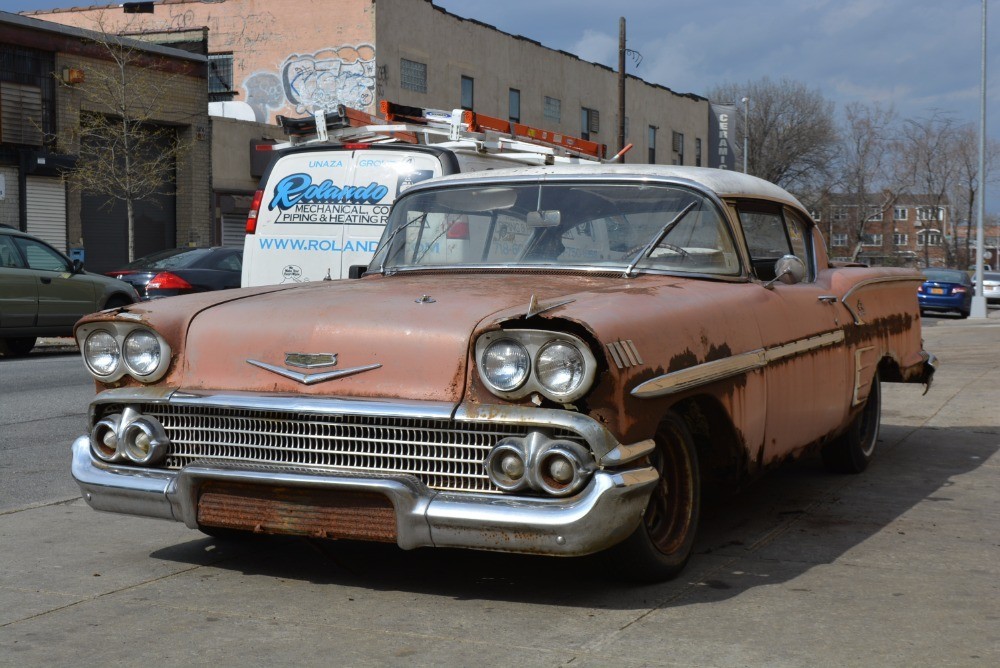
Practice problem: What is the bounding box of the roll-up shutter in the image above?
[26,176,67,252]
[220,213,246,248]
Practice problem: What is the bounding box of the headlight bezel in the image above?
[76,322,171,383]
[475,330,596,403]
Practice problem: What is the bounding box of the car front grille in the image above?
[112,403,587,494]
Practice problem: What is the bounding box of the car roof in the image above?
[402,164,807,210]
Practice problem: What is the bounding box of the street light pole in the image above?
[972,0,988,318]
[742,96,749,174]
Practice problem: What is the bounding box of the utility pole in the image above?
[742,96,749,174]
[618,17,626,162]
[971,0,989,318]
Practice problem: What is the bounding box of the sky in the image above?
[5,1,999,182]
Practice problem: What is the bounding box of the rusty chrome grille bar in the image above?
[123,404,585,494]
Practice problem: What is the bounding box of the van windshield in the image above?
[372,182,740,275]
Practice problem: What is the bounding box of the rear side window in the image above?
[738,205,814,282]
[0,235,25,268]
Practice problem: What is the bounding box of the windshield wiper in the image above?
[375,213,429,274]
[623,201,697,278]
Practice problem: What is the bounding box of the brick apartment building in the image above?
[0,11,210,272]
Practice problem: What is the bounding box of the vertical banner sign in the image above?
[709,104,737,170]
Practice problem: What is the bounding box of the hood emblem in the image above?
[285,352,338,369]
[247,357,381,385]
[526,294,575,318]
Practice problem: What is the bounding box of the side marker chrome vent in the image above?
[607,340,643,369]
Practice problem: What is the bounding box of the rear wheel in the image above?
[0,337,37,357]
[822,372,881,473]
[606,412,701,583]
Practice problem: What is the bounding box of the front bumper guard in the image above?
[71,436,657,556]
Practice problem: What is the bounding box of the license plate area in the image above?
[197,481,398,542]
[930,287,945,295]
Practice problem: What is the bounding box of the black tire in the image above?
[606,412,701,583]
[960,309,970,319]
[822,372,881,474]
[103,295,133,310]
[1,337,37,357]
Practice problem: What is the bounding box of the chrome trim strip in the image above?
[607,342,626,369]
[71,437,658,557]
[599,438,656,467]
[632,329,845,399]
[840,275,924,324]
[526,294,576,318]
[246,359,381,385]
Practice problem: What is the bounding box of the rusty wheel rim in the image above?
[644,420,696,556]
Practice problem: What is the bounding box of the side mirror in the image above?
[71,259,84,274]
[347,265,368,279]
[526,210,561,227]
[764,254,806,289]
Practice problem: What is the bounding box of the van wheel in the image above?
[822,372,881,474]
[605,412,700,583]
[1,337,36,357]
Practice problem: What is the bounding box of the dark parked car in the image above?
[106,247,243,300]
[0,224,137,356]
[917,268,973,318]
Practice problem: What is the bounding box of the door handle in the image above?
[818,295,838,304]
[41,277,52,285]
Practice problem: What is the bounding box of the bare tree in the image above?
[61,13,189,261]
[900,112,959,267]
[835,102,907,262]
[708,77,839,191]
[949,123,1000,268]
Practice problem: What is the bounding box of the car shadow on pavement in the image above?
[148,423,997,610]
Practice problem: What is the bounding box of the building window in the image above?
[893,206,908,221]
[208,53,234,102]
[544,96,561,122]
[917,206,943,222]
[832,233,848,247]
[861,233,883,246]
[695,137,702,166]
[461,76,474,110]
[918,230,942,246]
[508,88,520,124]
[809,209,822,222]
[648,126,656,163]
[868,207,883,222]
[581,107,599,140]
[832,208,848,222]
[893,233,908,246]
[672,131,684,165]
[401,58,427,93]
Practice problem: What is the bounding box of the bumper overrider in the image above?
[71,388,658,556]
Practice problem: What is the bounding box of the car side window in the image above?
[738,207,814,282]
[213,253,242,271]
[13,237,69,272]
[0,235,26,268]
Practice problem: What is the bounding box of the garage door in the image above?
[25,176,67,252]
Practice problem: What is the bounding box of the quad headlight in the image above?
[475,330,596,403]
[77,323,171,383]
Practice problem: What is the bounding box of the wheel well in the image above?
[669,395,747,496]
[876,355,901,382]
[103,293,134,309]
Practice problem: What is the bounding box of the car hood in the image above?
[168,273,630,402]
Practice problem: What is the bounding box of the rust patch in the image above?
[667,349,699,373]
[197,482,397,543]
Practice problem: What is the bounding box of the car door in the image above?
[736,202,850,459]
[12,235,97,328]
[0,233,38,328]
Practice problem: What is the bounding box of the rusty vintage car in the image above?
[70,165,935,581]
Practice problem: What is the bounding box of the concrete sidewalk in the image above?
[2,319,998,667]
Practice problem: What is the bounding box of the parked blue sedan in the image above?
[917,268,973,318]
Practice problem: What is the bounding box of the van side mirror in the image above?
[348,265,368,279]
[71,259,84,274]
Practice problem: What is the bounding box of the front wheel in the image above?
[822,372,881,474]
[0,337,37,357]
[605,412,701,583]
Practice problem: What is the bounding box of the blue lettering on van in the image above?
[258,238,380,253]
[268,173,389,210]
[307,160,344,168]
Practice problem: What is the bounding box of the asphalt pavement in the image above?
[1,312,998,667]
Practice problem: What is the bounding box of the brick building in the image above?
[0,10,210,272]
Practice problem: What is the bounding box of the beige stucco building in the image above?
[31,0,710,167]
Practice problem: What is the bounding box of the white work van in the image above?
[241,102,610,287]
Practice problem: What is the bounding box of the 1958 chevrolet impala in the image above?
[70,165,935,581]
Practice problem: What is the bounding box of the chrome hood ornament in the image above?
[526,294,575,318]
[247,352,380,385]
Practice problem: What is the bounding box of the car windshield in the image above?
[923,269,968,283]
[119,248,213,271]
[372,182,740,275]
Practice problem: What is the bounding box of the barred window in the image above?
[0,81,43,145]
[208,53,234,101]
[401,58,427,94]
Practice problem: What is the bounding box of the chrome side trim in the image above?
[599,438,656,466]
[632,329,845,399]
[840,275,924,324]
[607,340,644,369]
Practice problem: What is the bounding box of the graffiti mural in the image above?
[280,45,376,115]
[244,72,284,123]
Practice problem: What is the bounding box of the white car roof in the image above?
[413,164,807,210]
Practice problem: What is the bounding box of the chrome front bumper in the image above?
[71,436,657,556]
